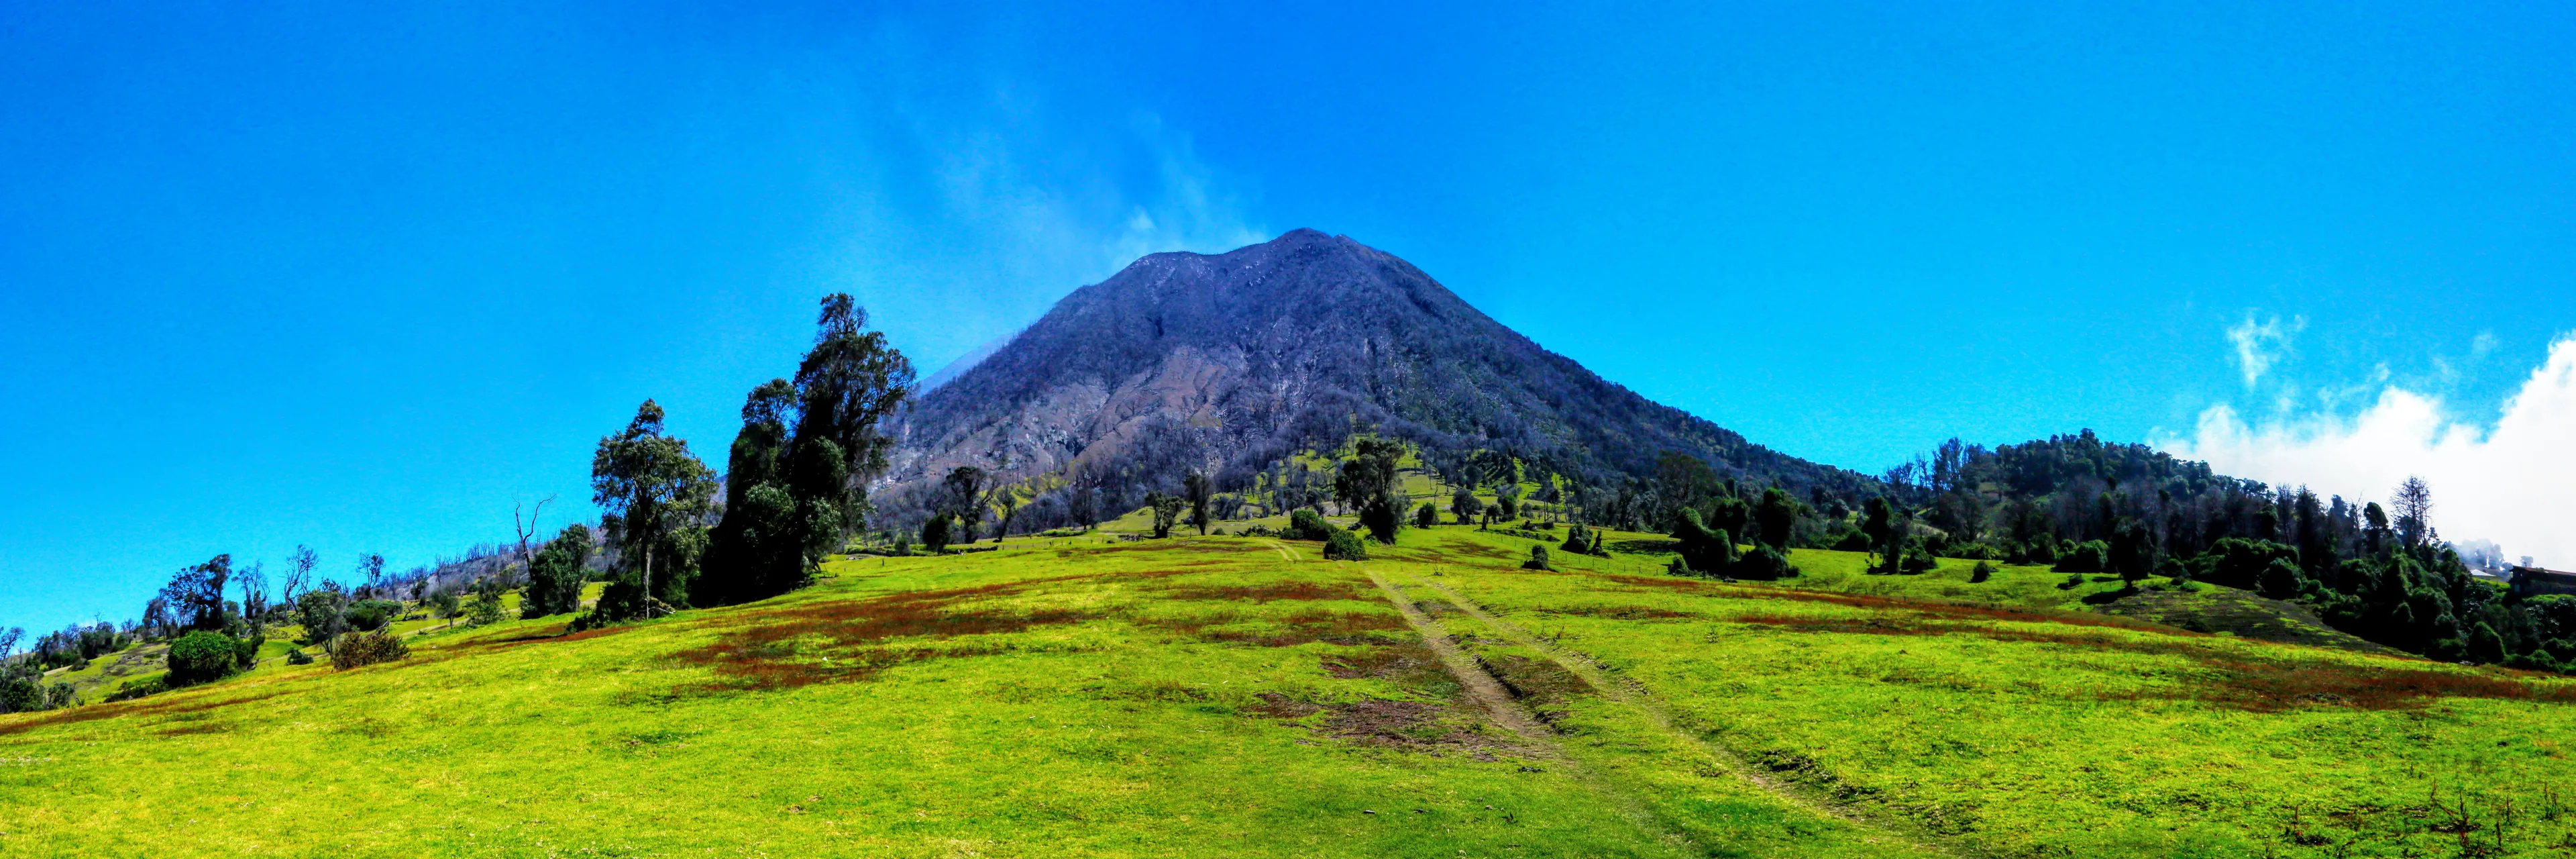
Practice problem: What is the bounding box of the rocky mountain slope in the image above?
[875,228,1872,526]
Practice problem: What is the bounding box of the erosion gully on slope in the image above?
[1385,565,1969,859]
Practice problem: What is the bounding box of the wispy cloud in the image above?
[2161,332,2576,568]
[2225,311,2306,389]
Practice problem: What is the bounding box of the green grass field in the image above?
[8,528,2574,856]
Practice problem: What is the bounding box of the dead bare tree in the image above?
[281,545,318,605]
[512,495,555,585]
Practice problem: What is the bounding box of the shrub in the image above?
[2025,540,2059,565]
[2053,540,2110,573]
[1970,561,1996,583]
[331,630,409,670]
[920,513,953,554]
[1899,544,1938,574]
[2061,573,2084,589]
[1945,542,2000,561]
[1322,527,1369,561]
[1415,503,1439,528]
[2259,558,2308,600]
[1522,545,1554,570]
[105,676,167,702]
[466,588,506,626]
[1287,509,1335,542]
[1669,509,1735,576]
[1737,544,1797,580]
[1830,528,1872,552]
[286,647,315,666]
[166,630,243,687]
[1561,523,1598,556]
[343,599,402,632]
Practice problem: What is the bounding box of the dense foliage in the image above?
[165,630,249,687]
[521,523,594,619]
[700,294,912,605]
[590,399,716,621]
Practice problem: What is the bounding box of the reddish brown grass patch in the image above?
[1134,607,1406,648]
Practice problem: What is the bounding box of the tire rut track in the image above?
[1355,564,1699,858]
[1399,570,1968,859]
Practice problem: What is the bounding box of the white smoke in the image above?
[2161,333,2576,568]
[2226,311,2306,388]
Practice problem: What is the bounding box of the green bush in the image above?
[1970,561,1996,583]
[1944,542,2000,561]
[1322,527,1368,560]
[1737,544,1797,580]
[2053,540,2110,573]
[286,647,314,666]
[1415,502,1439,528]
[331,630,409,670]
[166,630,242,687]
[1287,509,1334,542]
[1560,523,1595,556]
[342,600,403,632]
[1522,545,1554,570]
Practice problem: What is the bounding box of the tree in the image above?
[701,295,913,606]
[1670,509,1735,576]
[355,553,385,601]
[236,562,269,638]
[513,495,554,578]
[592,399,718,620]
[942,466,989,542]
[1183,472,1213,536]
[466,580,507,626]
[994,491,1019,543]
[2257,558,2306,599]
[2108,519,2154,589]
[1752,488,1801,550]
[296,583,350,647]
[1860,498,1909,574]
[1068,479,1099,532]
[1339,439,1405,544]
[1451,489,1483,525]
[158,556,233,633]
[2391,476,2434,548]
[1148,492,1185,539]
[1415,502,1439,528]
[2355,501,2389,555]
[282,544,317,605]
[920,513,954,554]
[522,523,594,619]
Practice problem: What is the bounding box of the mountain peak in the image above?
[879,232,1868,530]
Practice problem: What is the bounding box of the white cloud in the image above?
[2161,333,2576,568]
[2225,311,2306,388]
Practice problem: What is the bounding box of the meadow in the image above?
[6,526,2573,857]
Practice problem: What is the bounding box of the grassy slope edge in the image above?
[5,528,2573,858]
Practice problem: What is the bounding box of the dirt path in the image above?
[1399,570,1966,858]
[1357,564,1700,858]
[1260,539,1303,563]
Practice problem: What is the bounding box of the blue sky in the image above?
[6,1,2574,633]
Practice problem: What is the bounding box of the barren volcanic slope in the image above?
[882,229,1870,519]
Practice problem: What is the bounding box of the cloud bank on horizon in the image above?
[2163,332,2576,569]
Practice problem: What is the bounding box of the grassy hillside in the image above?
[7,529,2574,857]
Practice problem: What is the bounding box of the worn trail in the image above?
[1399,569,1967,858]
[1355,564,1698,858]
